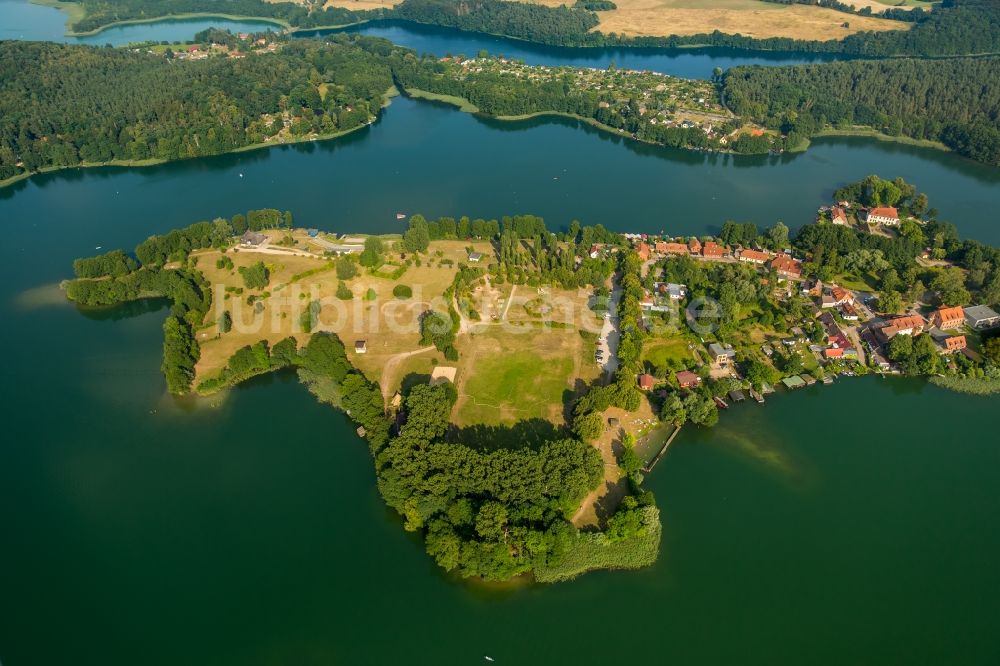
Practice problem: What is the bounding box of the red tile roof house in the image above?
[702,241,727,259]
[770,254,803,278]
[660,242,688,255]
[831,207,849,225]
[943,335,967,353]
[877,314,926,341]
[824,347,845,359]
[839,303,860,321]
[638,374,657,391]
[688,238,702,254]
[636,242,651,261]
[675,370,701,389]
[931,306,965,330]
[865,207,900,226]
[821,286,854,308]
[738,249,771,265]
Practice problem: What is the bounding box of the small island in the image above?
[63,174,1000,582]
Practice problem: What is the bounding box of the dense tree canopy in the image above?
[0,35,397,181]
[724,57,1000,166]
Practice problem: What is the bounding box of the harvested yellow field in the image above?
[323,0,402,9]
[265,0,402,9]
[521,0,909,40]
[838,0,930,11]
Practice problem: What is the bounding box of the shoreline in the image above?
[401,87,963,161]
[29,0,371,37]
[0,86,397,191]
[801,127,949,153]
[2,84,971,192]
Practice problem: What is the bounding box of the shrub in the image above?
[393,284,413,299]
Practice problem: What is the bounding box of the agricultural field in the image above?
[522,0,911,40]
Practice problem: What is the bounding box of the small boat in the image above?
[95,245,102,250]
[396,213,407,220]
[484,658,495,663]
[239,173,244,178]
[714,396,729,409]
[749,389,764,404]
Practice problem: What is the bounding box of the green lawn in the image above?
[832,272,877,291]
[642,336,693,369]
[456,328,577,425]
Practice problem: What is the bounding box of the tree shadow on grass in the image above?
[447,418,564,451]
[399,372,432,397]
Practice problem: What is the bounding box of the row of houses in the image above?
[631,236,804,279]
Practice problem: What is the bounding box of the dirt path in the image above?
[571,417,626,529]
[500,284,517,320]
[380,345,436,400]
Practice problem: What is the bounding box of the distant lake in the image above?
[0,0,282,45]
[3,0,850,78]
[330,19,853,79]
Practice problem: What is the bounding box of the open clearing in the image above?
[453,325,596,427]
[192,231,472,390]
[642,336,695,370]
[522,0,909,40]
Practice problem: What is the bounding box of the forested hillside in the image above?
[71,0,376,33]
[723,57,1000,166]
[0,36,398,182]
[392,0,599,44]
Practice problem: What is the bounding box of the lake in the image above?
[3,0,848,78]
[2,3,1000,664]
[0,0,282,45]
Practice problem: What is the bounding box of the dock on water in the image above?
[643,425,683,473]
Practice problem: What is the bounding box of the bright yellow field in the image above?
[522,0,909,40]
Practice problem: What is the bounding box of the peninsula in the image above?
[63,176,1000,581]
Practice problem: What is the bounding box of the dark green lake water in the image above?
[2,4,1000,663]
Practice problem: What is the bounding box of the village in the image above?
[606,197,998,412]
[156,29,282,60]
[431,54,736,139]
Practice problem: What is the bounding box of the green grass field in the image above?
[642,336,693,369]
[454,327,579,426]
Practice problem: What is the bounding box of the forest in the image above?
[0,35,398,182]
[70,0,378,33]
[723,57,1000,166]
